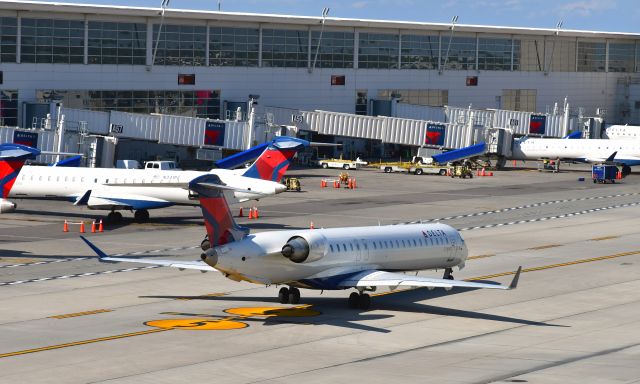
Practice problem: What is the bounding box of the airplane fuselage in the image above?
[203,223,468,289]
[10,166,284,209]
[511,137,640,165]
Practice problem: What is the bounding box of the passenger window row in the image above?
[328,235,451,253]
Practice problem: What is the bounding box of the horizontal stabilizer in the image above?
[80,236,215,271]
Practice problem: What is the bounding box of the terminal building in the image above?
[0,1,639,164]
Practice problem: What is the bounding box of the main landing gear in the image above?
[278,286,301,304]
[348,291,371,310]
[106,211,123,224]
[443,267,454,280]
[134,209,150,223]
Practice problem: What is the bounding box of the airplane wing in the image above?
[80,236,215,271]
[336,268,521,291]
[85,194,174,210]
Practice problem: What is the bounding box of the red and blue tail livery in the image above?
[189,174,249,247]
[242,137,307,182]
[0,143,40,198]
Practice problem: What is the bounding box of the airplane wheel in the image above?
[348,292,359,309]
[358,294,371,310]
[134,209,150,223]
[321,163,328,169]
[107,211,123,224]
[288,287,301,304]
[278,287,290,304]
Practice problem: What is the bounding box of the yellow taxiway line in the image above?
[49,309,113,319]
[2,249,640,359]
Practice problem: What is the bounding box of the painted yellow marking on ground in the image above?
[472,250,640,281]
[468,254,495,260]
[0,329,167,359]
[145,318,247,330]
[0,258,40,263]
[590,236,619,241]
[374,249,640,297]
[49,309,113,319]
[528,244,562,250]
[148,306,321,331]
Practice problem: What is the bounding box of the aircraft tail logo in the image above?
[242,137,308,182]
[0,143,40,198]
[189,174,249,247]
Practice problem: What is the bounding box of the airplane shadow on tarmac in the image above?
[142,285,564,333]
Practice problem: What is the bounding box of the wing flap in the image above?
[337,268,521,290]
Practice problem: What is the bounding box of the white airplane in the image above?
[604,125,640,140]
[81,174,521,309]
[511,136,640,175]
[7,141,297,222]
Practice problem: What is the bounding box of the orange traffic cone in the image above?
[238,207,244,217]
[79,221,85,234]
[310,221,314,229]
[253,207,259,219]
[248,208,254,220]
[353,179,357,188]
[347,179,353,189]
[98,220,104,233]
[481,168,486,176]
[91,221,96,233]
[63,220,69,232]
[489,172,494,176]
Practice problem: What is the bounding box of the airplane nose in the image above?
[276,183,287,194]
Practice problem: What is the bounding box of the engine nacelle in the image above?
[0,199,17,213]
[200,248,219,268]
[281,232,327,264]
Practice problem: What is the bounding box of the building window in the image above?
[478,37,512,71]
[400,34,438,69]
[209,26,259,67]
[378,89,448,107]
[37,89,221,119]
[577,41,605,72]
[547,39,577,72]
[310,30,354,69]
[88,21,146,65]
[355,90,368,115]
[0,90,18,126]
[21,18,84,64]
[358,33,399,69]
[262,29,309,68]
[502,89,537,112]
[0,17,17,63]
[153,24,206,66]
[441,36,476,70]
[514,37,544,71]
[608,42,635,73]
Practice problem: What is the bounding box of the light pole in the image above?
[150,0,170,69]
[309,7,330,74]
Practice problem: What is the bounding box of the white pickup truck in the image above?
[144,161,182,171]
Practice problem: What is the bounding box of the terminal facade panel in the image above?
[0,1,639,129]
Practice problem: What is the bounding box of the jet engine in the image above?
[200,248,219,268]
[0,199,17,213]
[281,232,327,264]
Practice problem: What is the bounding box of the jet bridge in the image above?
[432,143,487,164]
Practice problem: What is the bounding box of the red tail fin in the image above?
[0,144,40,198]
[189,174,249,247]
[242,137,308,182]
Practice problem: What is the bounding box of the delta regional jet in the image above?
[2,139,303,222]
[82,174,521,309]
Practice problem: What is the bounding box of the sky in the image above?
[26,0,640,33]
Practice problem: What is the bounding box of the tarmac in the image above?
[1,162,639,384]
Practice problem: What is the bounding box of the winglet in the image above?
[79,236,110,261]
[73,190,92,206]
[508,266,522,289]
[605,151,618,163]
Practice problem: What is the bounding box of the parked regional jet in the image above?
[0,143,40,213]
[511,136,640,175]
[7,139,300,222]
[81,174,521,309]
[604,125,640,140]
